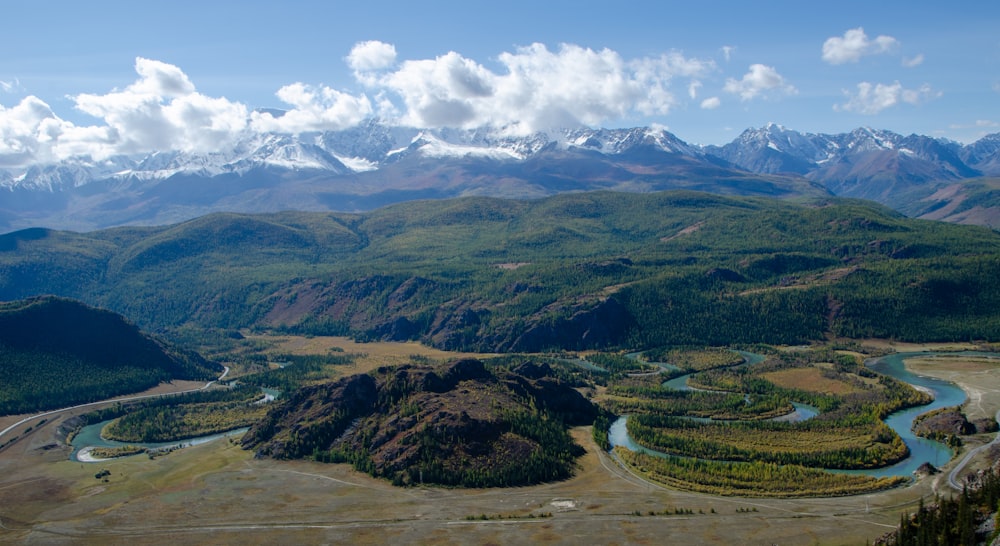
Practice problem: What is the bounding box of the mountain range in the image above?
[2,120,999,231]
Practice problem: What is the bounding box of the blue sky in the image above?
[1,0,997,166]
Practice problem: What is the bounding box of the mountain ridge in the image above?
[3,191,1000,352]
[2,122,999,231]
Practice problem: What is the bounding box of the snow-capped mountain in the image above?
[2,120,999,231]
[0,123,708,191]
[705,125,991,203]
[703,123,830,174]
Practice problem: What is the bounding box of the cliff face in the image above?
[242,358,595,487]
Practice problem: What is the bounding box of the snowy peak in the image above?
[708,125,826,174]
[564,126,696,156]
[400,129,551,161]
[235,134,349,173]
[2,156,137,191]
[836,127,899,153]
[3,121,999,203]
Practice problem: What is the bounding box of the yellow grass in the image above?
[246,334,499,375]
[761,367,862,395]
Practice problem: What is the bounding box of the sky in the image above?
[1,0,998,167]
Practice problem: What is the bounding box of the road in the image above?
[0,366,230,444]
[947,409,1000,490]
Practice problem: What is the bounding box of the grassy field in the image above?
[0,419,925,545]
[0,336,996,545]
[246,334,497,374]
[761,367,864,395]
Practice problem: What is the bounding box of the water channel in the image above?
[609,351,996,478]
[71,420,248,462]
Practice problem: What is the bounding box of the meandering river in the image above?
[610,351,996,479]
[70,420,248,462]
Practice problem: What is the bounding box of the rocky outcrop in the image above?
[242,358,595,487]
[912,407,974,440]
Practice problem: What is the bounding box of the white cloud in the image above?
[0,96,58,166]
[250,83,372,133]
[0,56,375,166]
[346,40,397,86]
[723,64,796,101]
[369,42,714,134]
[346,40,398,72]
[721,46,735,62]
[381,50,496,127]
[688,81,702,99]
[902,54,924,68]
[72,57,248,155]
[700,97,721,110]
[128,57,196,97]
[0,58,253,166]
[834,81,939,114]
[822,27,899,65]
[0,43,721,166]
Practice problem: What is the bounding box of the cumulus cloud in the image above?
[700,97,721,110]
[822,27,899,65]
[347,40,398,72]
[902,54,924,68]
[72,57,248,155]
[365,42,714,134]
[0,42,721,166]
[834,81,939,114]
[250,83,372,133]
[723,64,797,101]
[0,96,60,166]
[721,46,735,62]
[0,56,377,166]
[347,40,398,86]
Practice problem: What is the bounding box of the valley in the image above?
[2,190,1000,542]
[1,335,998,544]
[4,7,1000,543]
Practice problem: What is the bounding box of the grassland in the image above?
[761,367,865,395]
[0,412,931,546]
[1,335,997,544]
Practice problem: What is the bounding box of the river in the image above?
[70,419,248,462]
[610,351,995,479]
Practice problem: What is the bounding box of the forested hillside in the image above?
[243,358,595,487]
[1,191,999,352]
[0,296,219,415]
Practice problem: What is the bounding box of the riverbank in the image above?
[70,421,249,463]
[76,446,111,463]
[608,350,978,492]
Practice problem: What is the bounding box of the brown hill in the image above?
[242,358,596,487]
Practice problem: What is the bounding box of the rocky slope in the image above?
[243,358,596,487]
